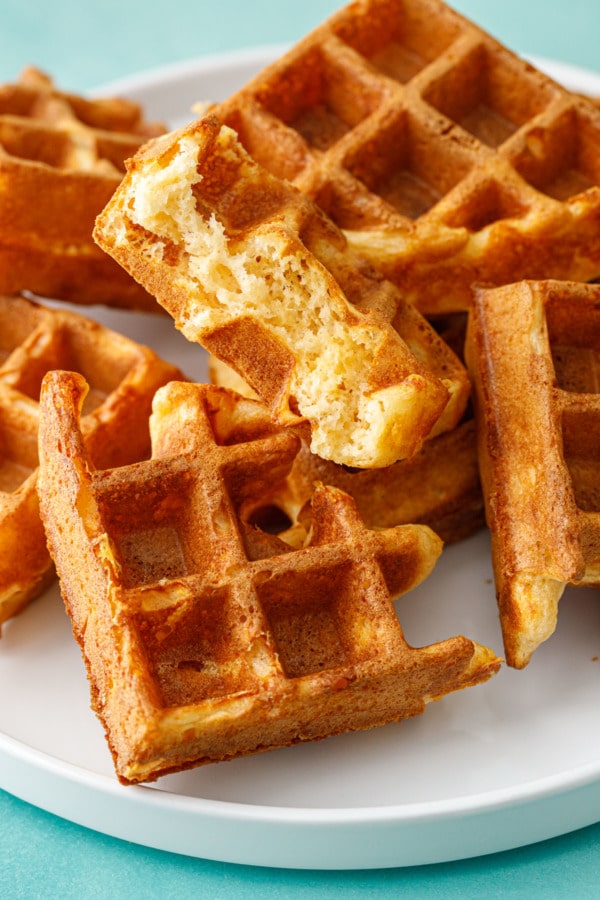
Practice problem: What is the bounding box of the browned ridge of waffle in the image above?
[94,114,471,468]
[37,375,501,784]
[466,280,600,668]
[0,293,182,632]
[0,67,164,310]
[213,0,600,314]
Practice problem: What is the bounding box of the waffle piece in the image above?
[211,0,600,315]
[0,67,164,310]
[0,293,182,632]
[38,375,500,784]
[94,114,470,468]
[465,280,600,668]
[209,355,483,543]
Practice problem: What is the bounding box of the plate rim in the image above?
[3,725,600,869]
[89,45,600,101]
[4,725,600,821]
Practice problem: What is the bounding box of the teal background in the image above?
[1,1,600,896]
[0,0,599,89]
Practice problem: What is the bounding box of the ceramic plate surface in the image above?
[1,47,600,871]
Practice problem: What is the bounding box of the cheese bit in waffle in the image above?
[94,114,470,468]
[209,355,484,544]
[0,67,164,310]
[0,293,182,633]
[212,0,600,315]
[466,280,600,668]
[37,375,501,784]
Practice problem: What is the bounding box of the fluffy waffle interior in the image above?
[466,280,600,668]
[37,375,500,784]
[94,114,470,468]
[0,293,181,631]
[0,67,163,310]
[213,0,600,314]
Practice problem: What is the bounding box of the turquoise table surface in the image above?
[1,1,600,897]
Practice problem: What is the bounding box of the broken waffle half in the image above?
[466,279,600,668]
[94,113,470,469]
[212,0,600,314]
[37,375,500,784]
[0,67,163,310]
[0,293,181,632]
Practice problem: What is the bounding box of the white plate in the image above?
[1,47,600,872]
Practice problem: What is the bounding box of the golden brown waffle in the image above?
[209,355,483,544]
[212,0,600,315]
[94,114,470,468]
[37,375,500,784]
[0,293,182,632]
[466,280,600,668]
[0,67,164,310]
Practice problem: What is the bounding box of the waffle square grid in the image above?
[38,376,500,783]
[215,0,600,313]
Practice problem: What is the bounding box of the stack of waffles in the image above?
[5,0,599,782]
[0,66,163,310]
[48,105,504,784]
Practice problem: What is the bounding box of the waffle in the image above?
[37,375,500,784]
[94,114,470,468]
[0,293,181,632]
[0,67,164,310]
[209,355,484,544]
[210,0,600,315]
[465,280,600,668]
